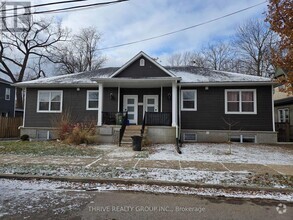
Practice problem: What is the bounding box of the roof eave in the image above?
[92,77,181,82]
[13,83,98,88]
[178,81,275,86]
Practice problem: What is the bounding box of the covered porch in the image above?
[95,78,180,128]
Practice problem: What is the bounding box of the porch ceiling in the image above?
[94,78,179,88]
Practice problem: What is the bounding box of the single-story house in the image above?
[15,51,277,143]
[0,78,15,117]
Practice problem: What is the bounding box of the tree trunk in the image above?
[16,88,23,109]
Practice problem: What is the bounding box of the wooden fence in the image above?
[275,122,291,142]
[0,117,23,138]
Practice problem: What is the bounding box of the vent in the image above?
[183,133,197,142]
[139,58,145,66]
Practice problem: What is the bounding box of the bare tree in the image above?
[167,53,182,66]
[0,16,68,108]
[52,27,106,74]
[233,18,276,76]
[189,52,207,68]
[202,42,234,71]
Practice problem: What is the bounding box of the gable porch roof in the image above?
[109,51,176,78]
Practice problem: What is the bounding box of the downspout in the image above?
[176,84,182,154]
[272,85,275,132]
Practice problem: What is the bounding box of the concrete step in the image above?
[126,125,144,130]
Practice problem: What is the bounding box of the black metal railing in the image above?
[119,112,128,146]
[144,112,172,126]
[141,111,147,136]
[102,112,126,125]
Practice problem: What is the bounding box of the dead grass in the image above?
[0,141,103,156]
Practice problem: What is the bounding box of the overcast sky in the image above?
[6,0,269,68]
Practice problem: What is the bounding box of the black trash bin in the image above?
[131,136,142,151]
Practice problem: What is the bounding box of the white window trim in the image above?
[139,58,145,66]
[86,90,99,110]
[37,90,63,113]
[225,89,257,114]
[181,90,197,111]
[278,108,289,123]
[5,88,11,100]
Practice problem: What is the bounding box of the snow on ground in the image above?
[149,144,293,165]
[0,179,93,218]
[0,178,292,219]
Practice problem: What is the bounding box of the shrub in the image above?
[20,134,29,141]
[53,111,98,145]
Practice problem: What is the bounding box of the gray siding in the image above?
[181,86,273,131]
[0,82,15,117]
[114,55,171,78]
[25,88,115,127]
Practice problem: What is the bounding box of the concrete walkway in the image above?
[0,146,292,176]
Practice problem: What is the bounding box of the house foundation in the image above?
[181,129,278,144]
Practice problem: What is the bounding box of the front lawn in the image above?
[0,141,102,157]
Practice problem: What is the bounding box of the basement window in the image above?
[183,133,197,142]
[229,135,256,143]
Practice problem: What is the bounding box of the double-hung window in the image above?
[87,90,99,110]
[181,90,197,111]
[5,88,11,100]
[37,90,63,113]
[225,89,257,114]
[278,108,289,123]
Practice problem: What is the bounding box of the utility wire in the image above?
[0,0,90,13]
[97,1,267,50]
[0,0,128,19]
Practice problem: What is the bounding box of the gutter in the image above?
[178,81,276,86]
[13,83,99,89]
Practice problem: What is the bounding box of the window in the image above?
[139,58,145,66]
[230,135,256,143]
[37,90,63,113]
[87,90,99,110]
[5,88,10,100]
[225,89,256,114]
[278,108,289,123]
[181,90,197,111]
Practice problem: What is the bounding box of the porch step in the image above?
[120,125,147,147]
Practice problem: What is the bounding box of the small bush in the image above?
[52,110,98,145]
[62,122,97,145]
[20,134,29,141]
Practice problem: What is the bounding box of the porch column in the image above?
[172,81,178,127]
[97,83,103,126]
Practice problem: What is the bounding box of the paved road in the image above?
[3,189,292,220]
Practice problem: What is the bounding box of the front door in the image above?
[123,95,138,124]
[144,95,159,113]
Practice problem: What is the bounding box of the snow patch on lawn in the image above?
[149,144,293,165]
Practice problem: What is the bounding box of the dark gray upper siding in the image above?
[114,55,171,78]
[24,88,117,127]
[0,81,15,117]
[181,86,273,131]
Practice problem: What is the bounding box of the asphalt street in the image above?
[2,188,292,220]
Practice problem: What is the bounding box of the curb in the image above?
[1,173,293,193]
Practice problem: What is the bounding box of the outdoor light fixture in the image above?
[168,93,172,100]
[110,92,114,100]
[76,87,80,92]
[205,86,209,90]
